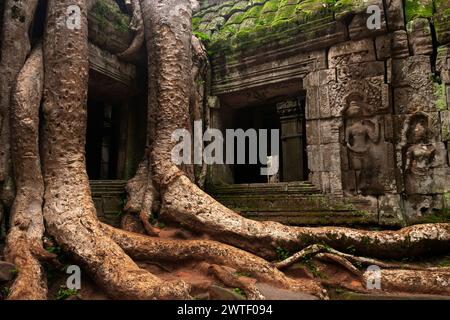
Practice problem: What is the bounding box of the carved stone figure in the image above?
[345,99,381,195]
[404,119,436,194]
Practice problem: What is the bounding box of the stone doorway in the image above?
[230,104,280,184]
[86,99,122,180]
[223,97,308,184]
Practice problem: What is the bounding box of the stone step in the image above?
[209,183,377,225]
[88,180,378,226]
[89,180,127,195]
[208,182,322,195]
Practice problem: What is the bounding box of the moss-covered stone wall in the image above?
[194,0,450,53]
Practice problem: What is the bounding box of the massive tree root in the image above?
[0,0,39,224]
[5,45,50,300]
[1,0,449,300]
[39,0,192,300]
[102,223,326,298]
[160,175,450,260]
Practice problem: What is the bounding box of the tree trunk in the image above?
[5,44,48,300]
[40,0,190,300]
[0,0,39,223]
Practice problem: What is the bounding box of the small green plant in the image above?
[157,222,166,229]
[233,288,245,297]
[45,245,61,255]
[275,247,290,261]
[301,257,326,279]
[55,287,80,300]
[1,286,10,298]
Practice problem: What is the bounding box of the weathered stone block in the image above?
[307,145,323,172]
[385,0,405,31]
[432,167,450,194]
[436,46,450,84]
[329,170,343,196]
[376,31,409,61]
[306,120,319,145]
[393,84,437,114]
[407,18,433,56]
[303,69,336,87]
[348,8,387,41]
[305,84,335,120]
[342,170,356,193]
[319,119,343,144]
[328,39,377,69]
[321,172,331,193]
[310,172,322,190]
[375,34,391,60]
[384,114,395,142]
[432,142,449,168]
[336,61,386,81]
[305,87,320,120]
[101,196,122,215]
[447,86,450,108]
[433,0,450,44]
[93,197,104,217]
[404,195,443,223]
[392,55,432,87]
[442,111,450,141]
[378,194,406,226]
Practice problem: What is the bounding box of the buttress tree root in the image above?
[0,0,40,229]
[1,0,449,300]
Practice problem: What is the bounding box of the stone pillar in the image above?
[207,96,234,185]
[276,99,306,182]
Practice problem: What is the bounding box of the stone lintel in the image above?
[89,43,139,88]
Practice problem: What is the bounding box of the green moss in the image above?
[405,0,434,22]
[192,16,202,30]
[91,0,130,34]
[194,31,212,44]
[433,79,447,111]
[273,4,297,23]
[262,0,280,12]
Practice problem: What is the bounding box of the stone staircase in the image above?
[89,180,378,226]
[207,182,378,226]
[90,180,127,227]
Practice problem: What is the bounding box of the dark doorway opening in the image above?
[86,99,121,180]
[230,104,281,184]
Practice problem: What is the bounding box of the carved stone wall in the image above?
[200,0,450,226]
[300,1,450,225]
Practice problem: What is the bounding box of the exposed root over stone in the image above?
[102,223,327,299]
[160,176,450,260]
[117,0,145,61]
